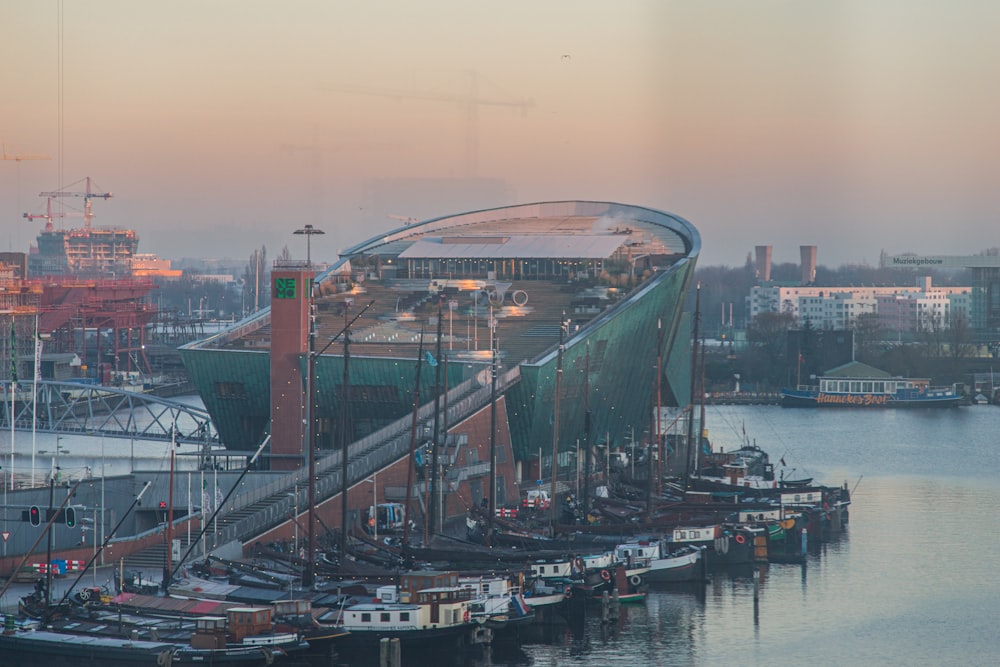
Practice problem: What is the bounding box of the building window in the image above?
[214,381,247,400]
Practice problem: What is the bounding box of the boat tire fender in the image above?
[629,574,642,587]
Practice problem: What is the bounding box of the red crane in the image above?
[38,176,112,229]
[23,197,84,231]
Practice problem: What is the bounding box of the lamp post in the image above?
[294,224,324,589]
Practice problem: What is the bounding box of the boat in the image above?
[644,543,706,584]
[0,629,178,667]
[781,374,963,408]
[326,570,490,661]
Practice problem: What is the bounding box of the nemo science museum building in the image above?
[180,201,701,480]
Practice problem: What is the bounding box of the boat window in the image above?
[850,381,861,392]
[874,382,884,393]
[381,613,391,622]
[400,612,410,622]
[839,381,848,392]
[361,612,371,623]
[862,382,873,392]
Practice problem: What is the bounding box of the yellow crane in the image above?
[1,143,51,162]
[325,70,532,177]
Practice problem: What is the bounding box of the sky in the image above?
[2,1,999,269]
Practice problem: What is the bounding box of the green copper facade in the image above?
[180,201,700,466]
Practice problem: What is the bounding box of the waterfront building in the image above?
[749,277,971,332]
[179,201,701,491]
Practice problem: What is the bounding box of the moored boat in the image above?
[781,373,963,408]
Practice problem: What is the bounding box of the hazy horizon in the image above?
[4,1,999,270]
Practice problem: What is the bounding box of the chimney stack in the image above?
[754,245,772,282]
[800,245,817,285]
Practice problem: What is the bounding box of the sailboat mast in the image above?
[401,332,425,550]
[549,313,567,529]
[487,321,499,546]
[429,298,444,537]
[335,302,351,576]
[582,341,592,520]
[163,423,176,590]
[684,285,701,487]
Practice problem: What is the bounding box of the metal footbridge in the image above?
[1,380,218,446]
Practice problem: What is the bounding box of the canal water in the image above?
[421,405,1000,667]
[9,403,1000,666]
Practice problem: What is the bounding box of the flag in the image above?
[780,456,787,466]
[9,320,17,383]
[33,334,43,382]
[424,350,438,367]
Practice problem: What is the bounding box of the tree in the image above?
[745,312,796,387]
[853,312,882,364]
[243,246,268,314]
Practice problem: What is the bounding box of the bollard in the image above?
[801,527,808,557]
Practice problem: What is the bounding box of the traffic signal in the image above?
[158,501,167,509]
[64,506,77,528]
[28,505,41,527]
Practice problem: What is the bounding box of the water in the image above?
[434,405,1000,667]
[12,403,1000,665]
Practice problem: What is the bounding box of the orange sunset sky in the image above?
[3,1,999,267]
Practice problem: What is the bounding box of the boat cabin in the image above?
[615,541,661,567]
[191,615,227,649]
[529,558,574,579]
[226,606,273,643]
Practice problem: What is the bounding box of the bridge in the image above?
[1,380,219,446]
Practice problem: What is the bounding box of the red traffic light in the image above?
[28,506,41,527]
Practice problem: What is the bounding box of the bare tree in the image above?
[243,246,267,313]
[853,312,882,364]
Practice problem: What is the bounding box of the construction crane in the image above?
[325,70,533,177]
[38,176,112,229]
[1,143,51,162]
[23,197,85,232]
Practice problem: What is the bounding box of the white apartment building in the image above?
[748,278,971,332]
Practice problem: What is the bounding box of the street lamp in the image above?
[294,224,324,589]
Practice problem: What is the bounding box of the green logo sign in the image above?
[275,277,297,299]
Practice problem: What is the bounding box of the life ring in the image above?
[629,574,642,587]
[600,569,611,581]
[734,533,746,545]
[564,589,573,599]
[512,290,528,306]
